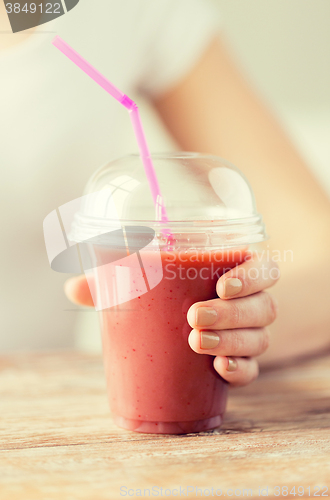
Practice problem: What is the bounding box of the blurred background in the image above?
[140,0,330,193]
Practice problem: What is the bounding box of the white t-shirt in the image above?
[0,0,219,351]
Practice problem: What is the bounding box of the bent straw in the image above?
[51,36,169,225]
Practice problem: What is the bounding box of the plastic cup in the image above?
[70,153,266,434]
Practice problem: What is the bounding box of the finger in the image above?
[213,356,259,387]
[216,252,280,300]
[187,292,277,330]
[188,327,270,358]
[64,275,95,307]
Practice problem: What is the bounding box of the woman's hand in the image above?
[64,252,279,388]
[187,253,279,387]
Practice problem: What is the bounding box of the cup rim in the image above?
[71,152,268,247]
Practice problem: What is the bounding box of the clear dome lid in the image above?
[70,153,267,249]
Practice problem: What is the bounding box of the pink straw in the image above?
[51,36,169,224]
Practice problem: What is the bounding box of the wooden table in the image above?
[0,352,329,500]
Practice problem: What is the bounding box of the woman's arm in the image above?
[153,37,330,366]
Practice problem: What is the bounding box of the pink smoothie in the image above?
[95,247,246,434]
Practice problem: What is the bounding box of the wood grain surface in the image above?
[0,352,329,500]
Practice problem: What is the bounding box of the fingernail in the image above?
[227,357,238,372]
[223,278,242,298]
[200,331,220,350]
[195,307,217,326]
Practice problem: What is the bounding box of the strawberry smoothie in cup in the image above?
[70,153,266,434]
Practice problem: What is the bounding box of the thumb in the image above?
[64,275,95,307]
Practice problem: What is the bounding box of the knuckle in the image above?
[243,292,262,326]
[269,294,278,322]
[229,301,241,327]
[247,266,259,285]
[262,292,278,323]
[269,258,281,282]
[229,330,244,353]
[259,327,271,353]
[237,265,256,290]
